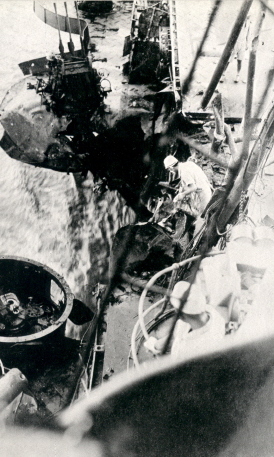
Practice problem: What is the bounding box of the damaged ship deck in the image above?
[2,1,274,456]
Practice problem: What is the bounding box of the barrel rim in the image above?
[0,255,74,343]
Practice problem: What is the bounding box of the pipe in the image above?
[182,0,222,96]
[201,0,253,109]
[211,93,225,154]
[0,368,28,410]
[64,2,75,56]
[53,3,65,58]
[217,101,274,232]
[173,133,229,169]
[75,1,85,57]
[241,3,266,163]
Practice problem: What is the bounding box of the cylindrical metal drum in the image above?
[0,256,74,345]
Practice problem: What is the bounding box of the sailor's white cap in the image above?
[164,155,178,169]
[170,281,206,314]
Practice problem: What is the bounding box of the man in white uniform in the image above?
[163,155,212,218]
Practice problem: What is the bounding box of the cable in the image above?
[216,223,233,237]
[0,359,5,376]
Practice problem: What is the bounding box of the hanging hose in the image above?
[154,268,178,319]
[138,255,201,342]
[130,308,175,370]
[137,251,226,358]
[131,297,165,368]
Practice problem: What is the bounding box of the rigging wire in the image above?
[182,0,222,96]
[0,359,5,376]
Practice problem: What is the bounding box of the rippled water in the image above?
[0,1,134,328]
